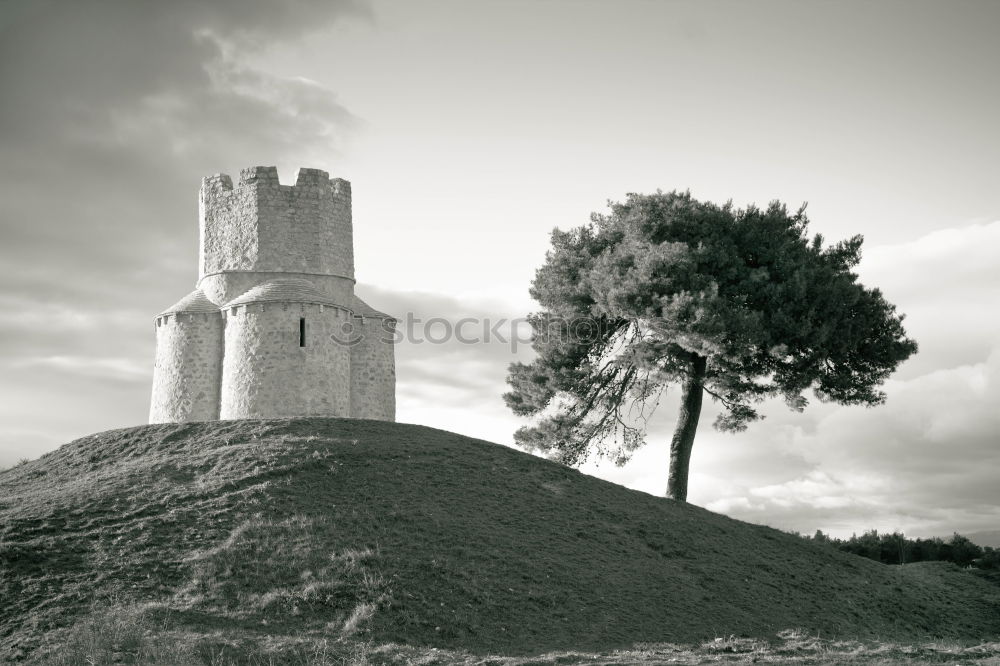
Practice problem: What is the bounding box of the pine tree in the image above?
[505,191,917,501]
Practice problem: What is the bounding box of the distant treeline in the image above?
[805,529,1000,569]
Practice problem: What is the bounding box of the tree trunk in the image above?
[666,355,707,502]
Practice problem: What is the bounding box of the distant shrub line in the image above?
[804,529,1000,569]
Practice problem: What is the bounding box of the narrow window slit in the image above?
[299,317,306,347]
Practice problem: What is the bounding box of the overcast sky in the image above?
[1,0,998,539]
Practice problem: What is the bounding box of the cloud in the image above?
[855,220,1000,376]
[10,355,150,384]
[0,0,367,287]
[0,0,368,464]
[0,296,141,331]
[859,221,1000,300]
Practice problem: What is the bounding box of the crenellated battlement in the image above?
[202,173,234,193]
[294,167,327,187]
[240,165,279,186]
[200,167,351,201]
[198,166,355,284]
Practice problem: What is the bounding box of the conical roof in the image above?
[224,278,340,308]
[351,295,394,320]
[159,289,219,316]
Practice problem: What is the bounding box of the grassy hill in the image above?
[1,418,998,663]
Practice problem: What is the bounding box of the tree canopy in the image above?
[505,191,917,501]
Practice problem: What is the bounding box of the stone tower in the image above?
[149,166,396,423]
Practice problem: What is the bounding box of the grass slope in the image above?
[1,418,998,661]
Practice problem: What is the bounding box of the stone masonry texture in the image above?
[149,166,396,423]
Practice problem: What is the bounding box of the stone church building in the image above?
[149,166,395,423]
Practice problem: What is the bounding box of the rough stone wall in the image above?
[199,173,258,277]
[149,313,223,423]
[219,303,351,419]
[199,167,353,283]
[350,317,396,421]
